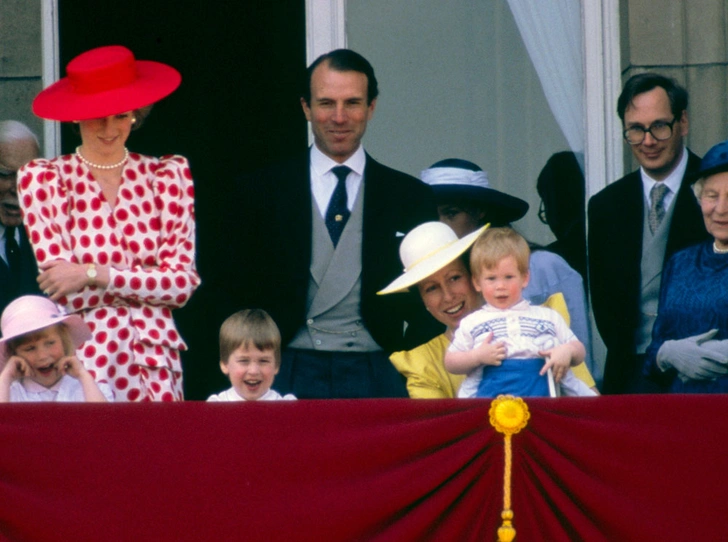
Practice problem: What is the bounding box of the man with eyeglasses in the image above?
[588,73,709,394]
[0,120,42,316]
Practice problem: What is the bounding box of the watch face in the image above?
[87,267,97,278]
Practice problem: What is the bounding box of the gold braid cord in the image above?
[489,395,530,542]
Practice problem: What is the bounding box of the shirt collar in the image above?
[310,144,366,178]
[482,299,531,312]
[640,146,687,197]
[22,376,64,394]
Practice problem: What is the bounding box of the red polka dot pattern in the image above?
[17,153,198,402]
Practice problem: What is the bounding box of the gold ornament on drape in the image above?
[489,395,531,542]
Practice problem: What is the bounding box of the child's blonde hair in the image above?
[219,309,282,367]
[470,227,530,277]
[6,323,75,358]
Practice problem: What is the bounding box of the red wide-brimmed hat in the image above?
[32,45,181,121]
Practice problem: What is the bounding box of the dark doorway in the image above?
[59,1,308,399]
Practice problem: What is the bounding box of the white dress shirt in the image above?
[309,144,366,218]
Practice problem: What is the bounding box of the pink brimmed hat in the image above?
[32,45,181,121]
[0,296,91,365]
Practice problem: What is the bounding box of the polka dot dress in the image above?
[18,153,200,401]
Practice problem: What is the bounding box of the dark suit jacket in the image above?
[588,150,709,393]
[208,151,439,354]
[0,226,42,315]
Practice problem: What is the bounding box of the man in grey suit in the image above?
[0,120,42,315]
[588,74,708,394]
[214,50,436,399]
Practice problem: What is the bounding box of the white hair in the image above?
[0,120,40,148]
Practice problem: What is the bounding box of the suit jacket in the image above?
[210,151,439,354]
[0,225,42,316]
[588,150,709,393]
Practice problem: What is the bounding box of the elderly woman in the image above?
[420,158,594,374]
[379,222,596,398]
[17,46,199,401]
[644,140,728,392]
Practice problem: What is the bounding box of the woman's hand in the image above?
[657,330,728,382]
[37,260,108,301]
[38,260,87,301]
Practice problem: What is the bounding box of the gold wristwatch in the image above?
[86,263,98,286]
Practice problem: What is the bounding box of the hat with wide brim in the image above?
[421,160,529,225]
[692,139,728,183]
[378,222,488,295]
[33,45,181,121]
[0,296,91,365]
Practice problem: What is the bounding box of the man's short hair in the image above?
[219,308,282,366]
[302,49,379,105]
[617,73,688,123]
[470,227,530,278]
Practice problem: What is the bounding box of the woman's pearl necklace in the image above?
[713,241,728,254]
[76,146,129,170]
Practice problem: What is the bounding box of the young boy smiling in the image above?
[207,309,296,402]
[445,228,595,398]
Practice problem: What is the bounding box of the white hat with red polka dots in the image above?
[0,296,91,364]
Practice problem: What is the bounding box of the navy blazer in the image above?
[0,225,42,316]
[208,151,439,354]
[588,150,709,393]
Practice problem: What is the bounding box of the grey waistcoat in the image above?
[288,186,381,352]
[635,194,677,353]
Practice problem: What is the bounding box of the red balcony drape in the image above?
[1,396,726,541]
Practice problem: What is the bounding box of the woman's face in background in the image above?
[437,204,484,238]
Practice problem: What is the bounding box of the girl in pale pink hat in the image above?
[0,295,113,402]
[17,45,199,401]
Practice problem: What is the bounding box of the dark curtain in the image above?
[58,1,308,400]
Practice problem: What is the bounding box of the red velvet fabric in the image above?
[1,396,726,541]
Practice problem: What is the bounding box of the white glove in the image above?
[656,329,728,382]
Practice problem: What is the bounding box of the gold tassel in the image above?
[489,395,530,542]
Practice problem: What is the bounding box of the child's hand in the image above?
[476,332,507,367]
[538,344,572,382]
[0,356,33,383]
[59,356,86,379]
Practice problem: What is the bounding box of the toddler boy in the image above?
[445,228,595,398]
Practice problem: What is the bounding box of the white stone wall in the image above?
[621,0,728,168]
[0,0,44,146]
